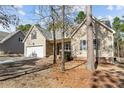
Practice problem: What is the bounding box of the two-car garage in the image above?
[26,46,44,58]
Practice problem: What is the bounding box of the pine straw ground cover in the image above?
[0,59,124,88]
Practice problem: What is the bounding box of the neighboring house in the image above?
[23,17,115,61]
[0,31,25,54]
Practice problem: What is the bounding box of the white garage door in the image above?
[26,46,44,58]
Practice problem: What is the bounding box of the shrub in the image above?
[64,51,73,61]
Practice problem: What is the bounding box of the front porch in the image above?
[46,38,71,57]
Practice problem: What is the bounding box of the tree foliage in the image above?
[47,21,63,31]
[120,24,124,32]
[75,11,86,24]
[47,20,70,31]
[112,17,121,31]
[112,16,124,57]
[17,24,31,34]
[35,6,77,31]
[112,16,124,32]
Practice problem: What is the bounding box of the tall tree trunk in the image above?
[86,5,95,71]
[122,44,124,57]
[117,30,120,58]
[51,6,57,64]
[61,5,65,71]
[94,23,99,69]
[117,40,120,57]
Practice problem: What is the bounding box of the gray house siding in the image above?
[0,44,4,54]
[1,31,24,54]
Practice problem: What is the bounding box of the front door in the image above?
[57,43,61,55]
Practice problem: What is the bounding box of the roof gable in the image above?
[23,25,48,42]
[70,18,86,38]
[70,16,116,38]
[36,25,52,40]
[0,31,24,44]
[92,17,115,34]
[23,24,67,42]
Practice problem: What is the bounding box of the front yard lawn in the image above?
[0,59,124,88]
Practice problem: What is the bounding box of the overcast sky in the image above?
[1,5,124,32]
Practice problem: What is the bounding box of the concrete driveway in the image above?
[0,57,52,81]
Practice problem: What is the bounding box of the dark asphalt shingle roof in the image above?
[35,25,73,40]
[0,31,22,44]
[36,25,52,40]
[0,31,9,41]
[26,17,115,41]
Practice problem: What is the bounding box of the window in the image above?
[80,39,100,50]
[80,40,86,50]
[93,39,100,49]
[93,39,96,49]
[80,40,83,50]
[64,42,71,51]
[31,31,37,39]
[18,37,22,42]
[83,40,86,45]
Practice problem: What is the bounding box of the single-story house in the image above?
[23,17,115,61]
[0,31,25,54]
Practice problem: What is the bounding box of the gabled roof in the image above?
[23,24,70,42]
[36,25,52,40]
[70,16,116,38]
[24,16,116,42]
[23,24,52,42]
[92,17,116,34]
[70,18,86,38]
[0,31,24,44]
[23,25,34,42]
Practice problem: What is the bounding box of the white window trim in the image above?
[31,31,37,39]
[80,40,87,50]
[64,42,71,51]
